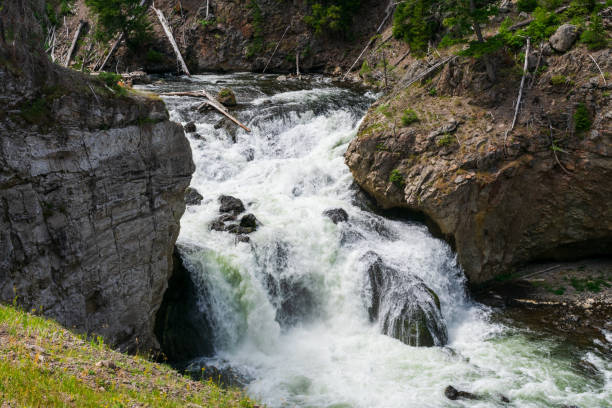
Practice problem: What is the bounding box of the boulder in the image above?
[184,187,203,206]
[240,213,258,229]
[550,24,578,52]
[362,252,447,347]
[444,386,479,401]
[218,195,245,214]
[216,88,237,106]
[323,208,349,224]
[183,121,196,133]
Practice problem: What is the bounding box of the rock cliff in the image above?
[0,1,194,351]
[346,44,612,285]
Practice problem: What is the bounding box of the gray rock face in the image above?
[550,24,578,52]
[0,19,194,352]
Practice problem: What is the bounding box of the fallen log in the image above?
[402,56,456,87]
[64,20,86,67]
[160,90,251,132]
[97,33,124,72]
[153,5,191,76]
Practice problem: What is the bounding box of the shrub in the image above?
[436,133,455,146]
[550,75,573,86]
[580,13,608,50]
[85,0,150,47]
[389,169,405,186]
[98,72,128,96]
[517,0,538,12]
[401,109,419,126]
[573,103,591,132]
[145,49,164,63]
[304,0,362,36]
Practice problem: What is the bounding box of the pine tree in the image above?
[85,0,149,46]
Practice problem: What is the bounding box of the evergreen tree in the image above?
[85,0,149,46]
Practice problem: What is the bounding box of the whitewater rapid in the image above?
[142,73,611,408]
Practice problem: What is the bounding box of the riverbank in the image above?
[0,304,257,407]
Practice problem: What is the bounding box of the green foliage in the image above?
[573,103,591,132]
[436,133,455,146]
[359,60,372,77]
[199,18,216,28]
[570,276,610,292]
[580,13,609,50]
[389,169,405,187]
[517,0,538,12]
[392,0,439,56]
[145,49,164,63]
[375,103,393,118]
[539,0,563,10]
[304,0,362,36]
[98,72,128,96]
[85,0,150,47]
[500,7,560,49]
[550,74,573,86]
[401,109,419,126]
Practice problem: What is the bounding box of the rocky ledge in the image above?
[346,46,611,285]
[0,4,194,352]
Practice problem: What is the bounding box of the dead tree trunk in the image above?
[263,24,290,74]
[153,5,191,76]
[342,0,395,80]
[206,0,210,18]
[64,20,86,67]
[296,50,300,77]
[508,37,530,137]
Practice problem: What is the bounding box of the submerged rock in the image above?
[184,187,203,206]
[444,385,479,401]
[323,208,349,224]
[362,252,447,347]
[183,121,196,133]
[218,195,245,214]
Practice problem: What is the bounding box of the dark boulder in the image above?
[362,252,447,347]
[184,187,203,206]
[323,208,349,224]
[240,213,258,229]
[182,359,251,388]
[183,121,196,133]
[210,220,226,231]
[444,385,479,401]
[235,235,250,244]
[154,248,215,363]
[219,195,245,214]
[214,117,237,142]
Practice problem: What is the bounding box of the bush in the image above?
[573,103,591,132]
[389,169,405,186]
[580,13,608,50]
[517,0,538,12]
[98,72,128,96]
[145,49,164,63]
[401,109,419,126]
[550,74,573,86]
[85,0,150,47]
[304,0,362,36]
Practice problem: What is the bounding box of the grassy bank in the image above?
[0,304,258,407]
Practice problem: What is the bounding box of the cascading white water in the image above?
[140,74,610,408]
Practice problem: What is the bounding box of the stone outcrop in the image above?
[346,48,612,285]
[549,24,578,52]
[0,2,194,352]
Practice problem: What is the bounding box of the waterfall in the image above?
[140,73,611,408]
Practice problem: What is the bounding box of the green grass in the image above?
[0,305,257,408]
[569,277,610,293]
[436,133,455,147]
[550,75,574,87]
[401,109,419,126]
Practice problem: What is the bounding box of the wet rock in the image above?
[243,147,255,162]
[214,117,237,142]
[218,195,245,214]
[362,252,447,347]
[191,133,205,140]
[185,187,203,206]
[235,235,250,244]
[444,385,478,400]
[154,248,215,362]
[323,208,349,224]
[216,88,237,107]
[182,359,251,388]
[550,24,578,52]
[210,220,226,231]
[218,213,236,223]
[184,121,196,133]
[240,213,258,229]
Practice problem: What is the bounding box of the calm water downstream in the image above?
[140,74,610,408]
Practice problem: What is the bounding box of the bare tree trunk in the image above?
[470,0,495,82]
[206,0,210,18]
[64,20,86,67]
[97,33,124,72]
[296,50,300,77]
[507,37,530,139]
[153,5,191,76]
[263,24,290,73]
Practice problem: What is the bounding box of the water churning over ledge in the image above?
[141,74,610,408]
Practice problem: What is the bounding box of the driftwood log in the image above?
[160,90,251,132]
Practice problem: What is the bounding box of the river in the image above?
[140,73,610,408]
